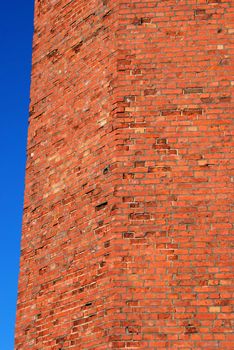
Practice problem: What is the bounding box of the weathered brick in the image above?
[15,0,234,349]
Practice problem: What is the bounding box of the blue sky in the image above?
[0,1,34,348]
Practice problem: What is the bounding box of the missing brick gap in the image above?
[95,202,108,211]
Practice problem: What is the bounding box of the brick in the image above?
[15,0,234,349]
[183,87,204,94]
[209,306,221,313]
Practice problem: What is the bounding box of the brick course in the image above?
[15,0,233,349]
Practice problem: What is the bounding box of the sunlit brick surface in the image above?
[15,0,233,349]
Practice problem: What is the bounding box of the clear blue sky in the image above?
[0,1,34,348]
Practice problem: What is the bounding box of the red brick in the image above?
[15,0,233,349]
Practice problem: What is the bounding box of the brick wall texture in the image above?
[15,0,233,349]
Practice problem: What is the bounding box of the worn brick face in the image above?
[15,0,233,349]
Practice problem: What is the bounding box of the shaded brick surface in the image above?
[16,0,233,349]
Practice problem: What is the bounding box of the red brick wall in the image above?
[16,0,233,349]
